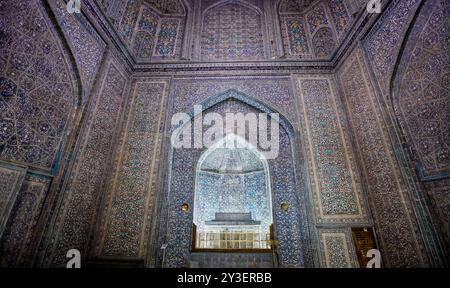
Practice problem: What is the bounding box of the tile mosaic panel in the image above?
[312,27,336,58]
[51,0,106,100]
[200,3,265,61]
[119,0,141,43]
[43,61,127,266]
[146,0,185,15]
[279,0,315,14]
[0,164,26,238]
[281,16,311,57]
[170,77,299,128]
[306,3,329,35]
[393,0,450,178]
[99,80,167,258]
[318,228,357,268]
[0,0,78,170]
[425,179,450,254]
[132,5,160,59]
[338,47,424,267]
[154,18,181,57]
[327,0,351,38]
[0,174,50,267]
[363,0,422,98]
[195,170,272,232]
[296,76,367,223]
[102,0,128,28]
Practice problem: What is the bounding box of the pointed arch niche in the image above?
[157,90,313,268]
[193,134,273,251]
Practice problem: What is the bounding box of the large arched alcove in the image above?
[0,0,84,267]
[0,0,81,172]
[392,0,449,180]
[193,134,273,251]
[157,89,313,268]
[390,0,449,258]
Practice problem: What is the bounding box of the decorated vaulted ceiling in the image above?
[95,0,360,62]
